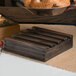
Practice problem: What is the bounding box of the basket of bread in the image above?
[23,0,75,16]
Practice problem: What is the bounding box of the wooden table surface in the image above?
[2,24,76,72]
[19,24,76,72]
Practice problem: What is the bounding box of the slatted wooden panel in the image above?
[4,26,73,61]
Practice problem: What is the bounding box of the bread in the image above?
[30,0,54,8]
[54,0,70,7]
[24,0,31,7]
[24,0,70,8]
[0,15,5,24]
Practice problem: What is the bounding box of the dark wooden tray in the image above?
[4,26,73,61]
[0,7,76,25]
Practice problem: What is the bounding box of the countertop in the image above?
[20,24,76,72]
[0,24,76,76]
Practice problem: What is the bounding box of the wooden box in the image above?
[4,26,73,61]
[0,24,20,40]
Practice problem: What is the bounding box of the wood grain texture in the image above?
[0,24,20,40]
[20,24,76,72]
[0,7,76,25]
[0,0,75,25]
[4,26,73,61]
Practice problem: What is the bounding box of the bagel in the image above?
[24,0,31,7]
[30,0,54,8]
[24,0,70,8]
[54,0,70,7]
